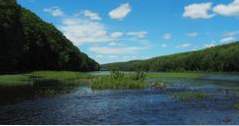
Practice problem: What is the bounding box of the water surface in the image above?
[1,73,239,124]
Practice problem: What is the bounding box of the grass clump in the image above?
[172,91,208,101]
[91,71,147,90]
[152,82,167,90]
[233,103,239,110]
[0,74,30,86]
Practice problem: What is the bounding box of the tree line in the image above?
[102,42,239,72]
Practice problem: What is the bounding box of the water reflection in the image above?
[0,79,84,105]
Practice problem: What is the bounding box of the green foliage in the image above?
[130,71,145,81]
[102,42,239,72]
[233,103,239,110]
[146,72,204,79]
[0,0,99,73]
[31,71,93,81]
[172,92,208,101]
[0,74,30,86]
[91,71,147,90]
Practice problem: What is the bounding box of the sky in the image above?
[17,0,239,64]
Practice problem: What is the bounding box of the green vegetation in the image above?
[32,71,92,81]
[0,0,99,73]
[0,74,30,86]
[91,71,147,89]
[102,42,239,72]
[171,92,208,101]
[146,72,205,79]
[151,82,167,90]
[0,71,93,87]
[233,103,239,110]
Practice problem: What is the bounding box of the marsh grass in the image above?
[151,82,167,90]
[172,91,208,101]
[31,71,93,81]
[0,74,30,86]
[0,71,93,87]
[146,72,205,79]
[233,103,239,110]
[91,71,147,89]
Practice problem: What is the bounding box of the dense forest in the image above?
[0,0,99,73]
[102,42,239,72]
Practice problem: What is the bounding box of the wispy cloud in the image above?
[178,43,191,48]
[126,32,148,39]
[162,33,172,40]
[89,46,148,55]
[186,32,198,37]
[44,6,64,17]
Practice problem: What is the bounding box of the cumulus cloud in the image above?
[60,18,111,45]
[163,33,172,40]
[213,0,239,17]
[186,32,198,37]
[109,3,131,20]
[44,6,64,17]
[183,3,214,19]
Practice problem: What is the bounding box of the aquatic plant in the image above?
[151,82,167,90]
[91,71,147,90]
[233,103,239,110]
[172,92,208,101]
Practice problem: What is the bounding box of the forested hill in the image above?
[102,42,239,72]
[0,0,99,73]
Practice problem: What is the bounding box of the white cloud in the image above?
[223,31,239,37]
[109,3,131,20]
[213,0,239,17]
[186,32,198,37]
[183,3,214,19]
[205,43,216,48]
[44,7,64,17]
[163,33,172,40]
[89,46,146,55]
[83,10,101,21]
[127,31,148,38]
[111,32,124,39]
[178,43,191,48]
[220,36,237,43]
[60,18,111,45]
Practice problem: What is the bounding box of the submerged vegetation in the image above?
[171,92,209,101]
[91,71,147,89]
[102,42,239,72]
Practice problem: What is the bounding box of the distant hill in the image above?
[0,0,99,73]
[102,42,239,72]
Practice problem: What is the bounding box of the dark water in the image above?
[1,74,239,124]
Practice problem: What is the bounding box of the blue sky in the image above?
[17,0,239,64]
